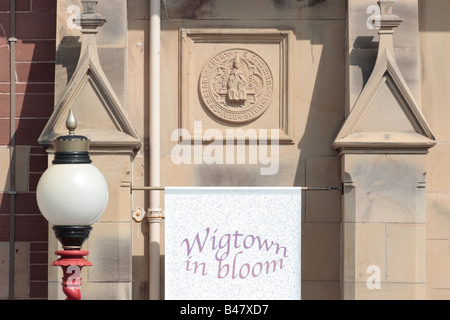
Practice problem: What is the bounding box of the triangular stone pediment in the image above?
[39,32,141,152]
[333,49,435,153]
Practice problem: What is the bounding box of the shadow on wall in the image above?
[418,0,450,32]
[160,0,327,19]
[348,36,377,89]
[127,5,151,299]
[56,36,82,87]
[294,15,345,300]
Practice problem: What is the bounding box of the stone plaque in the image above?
[199,48,274,124]
[179,29,294,144]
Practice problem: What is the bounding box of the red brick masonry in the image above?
[0,0,57,300]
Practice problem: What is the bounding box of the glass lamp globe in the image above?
[36,163,108,226]
[36,110,108,249]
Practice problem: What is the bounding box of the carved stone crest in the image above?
[199,49,273,124]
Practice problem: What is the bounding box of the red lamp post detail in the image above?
[52,250,92,300]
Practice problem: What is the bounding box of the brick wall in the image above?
[0,0,57,299]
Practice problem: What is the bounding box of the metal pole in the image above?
[8,0,17,300]
[132,186,340,191]
[148,0,162,300]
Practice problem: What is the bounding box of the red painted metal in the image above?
[52,250,92,300]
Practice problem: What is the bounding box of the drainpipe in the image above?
[148,0,163,300]
[8,0,17,300]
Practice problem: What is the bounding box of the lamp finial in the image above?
[66,109,77,135]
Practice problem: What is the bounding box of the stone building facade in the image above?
[0,0,449,300]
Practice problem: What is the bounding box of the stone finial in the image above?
[79,0,106,32]
[81,0,97,14]
[379,0,395,15]
[376,0,403,31]
[374,1,403,57]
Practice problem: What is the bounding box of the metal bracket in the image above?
[132,207,146,222]
[128,182,341,222]
[129,185,341,191]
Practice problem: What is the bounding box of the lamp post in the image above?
[36,110,108,300]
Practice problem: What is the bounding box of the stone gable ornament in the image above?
[199,48,274,124]
[38,0,141,151]
[332,0,435,154]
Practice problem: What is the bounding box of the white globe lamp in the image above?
[37,109,108,249]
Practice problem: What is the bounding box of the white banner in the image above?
[165,187,302,300]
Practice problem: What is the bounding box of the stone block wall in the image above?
[419,0,450,300]
[155,0,346,300]
[0,0,449,300]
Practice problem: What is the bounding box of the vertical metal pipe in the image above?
[8,0,17,300]
[148,0,162,300]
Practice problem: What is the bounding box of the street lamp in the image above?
[36,110,108,300]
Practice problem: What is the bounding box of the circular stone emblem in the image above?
[199,48,274,124]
